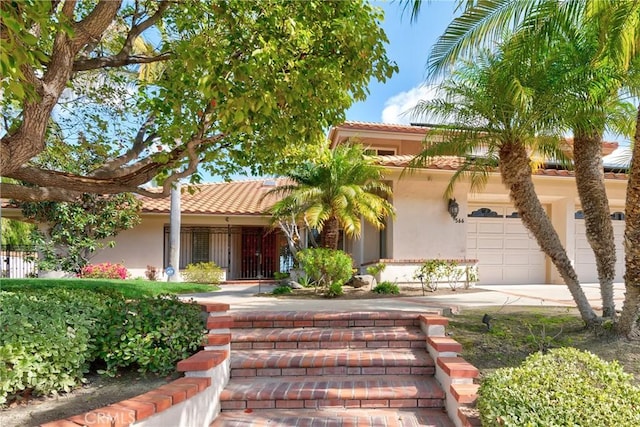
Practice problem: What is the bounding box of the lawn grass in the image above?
[446,307,640,386]
[0,278,218,299]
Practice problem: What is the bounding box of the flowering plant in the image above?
[79,262,129,280]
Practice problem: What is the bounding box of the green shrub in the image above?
[372,281,399,294]
[182,262,223,284]
[326,282,344,298]
[272,285,292,295]
[297,248,352,297]
[365,262,386,276]
[0,289,117,405]
[95,295,205,376]
[478,347,640,426]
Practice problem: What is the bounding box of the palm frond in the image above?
[428,0,537,78]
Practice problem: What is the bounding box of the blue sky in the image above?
[346,1,457,124]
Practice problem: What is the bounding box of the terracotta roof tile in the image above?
[376,155,628,181]
[333,122,619,156]
[336,121,431,135]
[139,178,288,215]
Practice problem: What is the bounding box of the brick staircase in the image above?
[211,311,472,427]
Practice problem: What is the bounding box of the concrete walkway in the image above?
[184,282,627,313]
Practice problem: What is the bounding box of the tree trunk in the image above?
[617,104,640,339]
[320,216,341,250]
[499,142,598,325]
[573,130,617,318]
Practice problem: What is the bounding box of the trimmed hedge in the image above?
[0,289,116,405]
[96,296,205,376]
[0,289,205,405]
[478,347,640,426]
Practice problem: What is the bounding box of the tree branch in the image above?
[89,115,156,176]
[73,52,172,71]
[5,134,228,201]
[0,182,83,202]
[73,1,171,72]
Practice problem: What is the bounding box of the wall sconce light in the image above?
[448,198,464,223]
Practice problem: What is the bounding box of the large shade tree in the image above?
[0,0,397,202]
[266,144,395,250]
[408,0,640,335]
[409,44,598,324]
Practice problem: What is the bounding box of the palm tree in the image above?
[407,0,640,327]
[409,45,598,324]
[619,104,640,338]
[265,143,395,250]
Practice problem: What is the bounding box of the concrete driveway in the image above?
[185,282,627,314]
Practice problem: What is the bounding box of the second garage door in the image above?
[467,205,546,285]
[574,211,625,283]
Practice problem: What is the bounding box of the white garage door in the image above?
[574,211,625,283]
[467,206,546,285]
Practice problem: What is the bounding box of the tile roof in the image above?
[139,178,288,215]
[334,121,431,135]
[331,121,620,156]
[376,154,628,181]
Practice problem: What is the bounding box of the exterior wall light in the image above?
[448,198,464,223]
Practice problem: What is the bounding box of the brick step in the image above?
[211,408,454,427]
[219,375,445,410]
[231,326,426,350]
[230,348,435,377]
[231,310,430,329]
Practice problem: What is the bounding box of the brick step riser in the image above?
[232,319,421,329]
[231,366,435,378]
[230,340,426,350]
[220,398,445,411]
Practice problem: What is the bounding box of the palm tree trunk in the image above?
[617,104,640,339]
[499,142,598,325]
[320,216,341,250]
[573,130,617,318]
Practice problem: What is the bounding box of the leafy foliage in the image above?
[0,288,206,405]
[95,296,205,376]
[18,192,141,273]
[478,347,640,426]
[79,262,129,280]
[0,218,34,246]
[296,248,353,297]
[365,262,387,277]
[2,0,397,201]
[0,289,117,405]
[372,281,400,295]
[272,285,293,295]
[182,262,223,285]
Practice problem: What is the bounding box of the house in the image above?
[3,122,629,285]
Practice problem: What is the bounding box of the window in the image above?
[192,231,210,263]
[365,148,396,156]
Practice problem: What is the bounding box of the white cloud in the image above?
[381,85,438,124]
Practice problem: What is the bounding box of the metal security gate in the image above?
[240,227,277,279]
[1,245,37,278]
[163,226,281,280]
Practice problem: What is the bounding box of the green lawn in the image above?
[0,278,218,299]
[446,307,640,386]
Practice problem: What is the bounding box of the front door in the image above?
[240,228,277,279]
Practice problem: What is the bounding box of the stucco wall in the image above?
[390,171,468,261]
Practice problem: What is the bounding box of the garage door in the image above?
[467,205,546,285]
[574,211,625,283]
